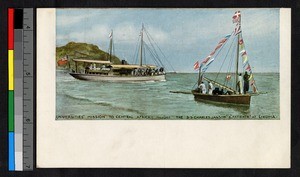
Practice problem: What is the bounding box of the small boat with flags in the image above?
[69,24,172,82]
[192,11,258,105]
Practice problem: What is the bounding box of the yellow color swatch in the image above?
[8,50,14,90]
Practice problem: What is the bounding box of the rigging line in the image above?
[144,42,164,67]
[146,44,161,66]
[224,41,236,87]
[132,34,141,64]
[144,29,175,71]
[143,41,146,65]
[213,33,236,82]
[144,31,165,67]
[144,43,161,66]
[192,81,198,89]
[146,29,176,72]
[146,31,175,71]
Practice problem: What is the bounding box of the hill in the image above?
[56,42,121,68]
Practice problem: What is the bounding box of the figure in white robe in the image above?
[237,73,243,94]
[208,82,214,95]
[199,82,206,94]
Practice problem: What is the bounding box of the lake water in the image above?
[56,70,279,120]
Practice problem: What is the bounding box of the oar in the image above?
[169,91,192,94]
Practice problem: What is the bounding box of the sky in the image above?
[56,8,280,73]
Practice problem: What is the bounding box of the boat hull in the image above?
[192,90,251,105]
[69,73,166,82]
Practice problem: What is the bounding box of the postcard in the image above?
[37,8,290,168]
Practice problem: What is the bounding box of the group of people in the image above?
[237,71,250,94]
[198,81,214,95]
[197,71,251,95]
[132,67,165,76]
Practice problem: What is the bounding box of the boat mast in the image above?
[109,30,113,62]
[139,24,144,66]
[197,65,202,86]
[235,17,241,91]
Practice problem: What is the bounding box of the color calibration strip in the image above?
[8,8,15,171]
[8,8,34,171]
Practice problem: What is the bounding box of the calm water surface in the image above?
[56,70,279,120]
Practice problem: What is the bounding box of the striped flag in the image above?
[194,61,200,70]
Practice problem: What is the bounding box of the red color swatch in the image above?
[8,8,14,50]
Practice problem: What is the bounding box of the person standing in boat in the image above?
[198,82,206,94]
[208,82,214,95]
[243,71,250,94]
[237,73,243,94]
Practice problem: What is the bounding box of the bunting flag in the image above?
[232,11,241,23]
[214,43,223,51]
[201,58,214,72]
[109,31,113,38]
[226,74,231,81]
[245,64,251,71]
[242,55,248,63]
[193,61,200,70]
[240,50,247,56]
[199,34,231,73]
[202,56,211,64]
[210,51,216,56]
[239,39,244,45]
[239,43,245,51]
[249,73,253,80]
[243,60,249,67]
[234,24,241,35]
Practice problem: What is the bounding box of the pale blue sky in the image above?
[56,8,279,73]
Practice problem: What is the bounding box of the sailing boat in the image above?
[69,25,167,82]
[192,11,258,105]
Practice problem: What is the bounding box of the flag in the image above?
[234,24,241,35]
[243,55,248,66]
[246,64,251,71]
[193,61,200,70]
[202,56,211,64]
[109,31,113,38]
[218,38,227,45]
[240,50,247,56]
[214,43,222,51]
[232,11,241,23]
[202,58,214,72]
[249,73,253,80]
[226,74,231,81]
[210,50,216,56]
[239,39,244,45]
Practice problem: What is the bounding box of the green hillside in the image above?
[56,42,121,68]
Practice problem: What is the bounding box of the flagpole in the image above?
[109,30,113,62]
[197,65,202,86]
[139,24,144,67]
